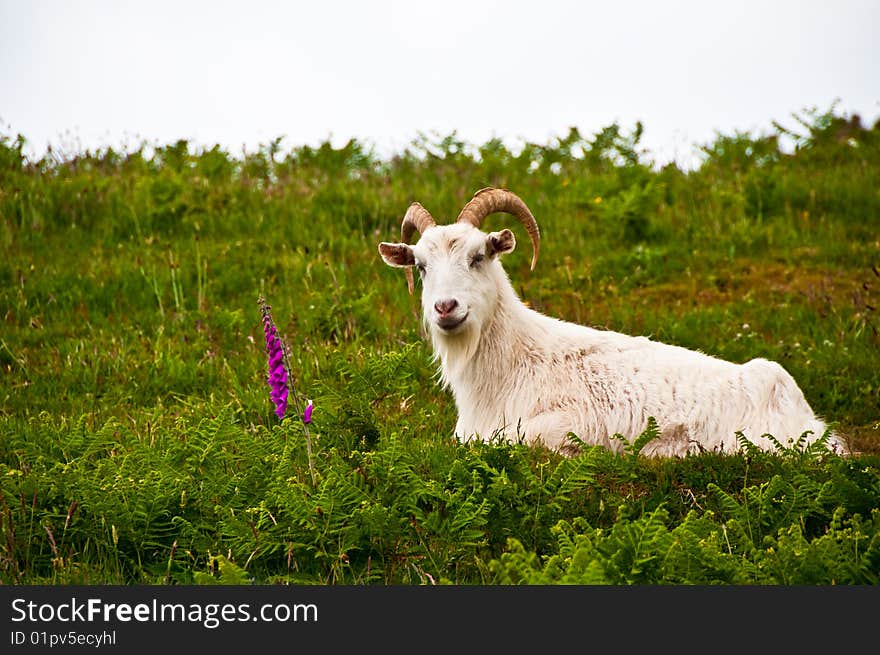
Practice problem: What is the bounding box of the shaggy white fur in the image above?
[380,219,845,457]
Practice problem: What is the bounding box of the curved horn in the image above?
[456,188,540,270]
[401,202,436,294]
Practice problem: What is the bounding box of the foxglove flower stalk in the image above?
[258,296,317,486]
[260,299,289,420]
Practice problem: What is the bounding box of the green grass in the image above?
[1,106,879,584]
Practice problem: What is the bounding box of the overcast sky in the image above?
[1,0,878,168]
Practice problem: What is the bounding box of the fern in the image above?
[2,397,877,585]
[735,431,763,458]
[194,554,253,585]
[613,416,662,461]
[599,505,672,583]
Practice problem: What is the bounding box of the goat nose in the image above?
[434,299,459,316]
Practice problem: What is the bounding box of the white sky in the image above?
[1,0,878,168]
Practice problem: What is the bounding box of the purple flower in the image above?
[260,298,289,420]
[257,296,317,485]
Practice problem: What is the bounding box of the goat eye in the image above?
[416,262,426,277]
[469,253,485,268]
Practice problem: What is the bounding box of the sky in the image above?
[1,0,878,169]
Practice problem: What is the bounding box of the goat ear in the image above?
[378,242,415,268]
[486,229,516,258]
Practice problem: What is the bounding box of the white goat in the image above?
[378,188,845,456]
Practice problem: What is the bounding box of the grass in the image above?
[1,105,879,584]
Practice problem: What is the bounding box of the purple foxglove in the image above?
[260,298,289,420]
[258,296,317,486]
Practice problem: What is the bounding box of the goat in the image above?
[378,188,845,456]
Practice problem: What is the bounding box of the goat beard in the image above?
[427,320,483,390]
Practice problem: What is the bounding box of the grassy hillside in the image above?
[1,107,879,584]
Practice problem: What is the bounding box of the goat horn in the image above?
[456,188,540,270]
[401,202,436,294]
